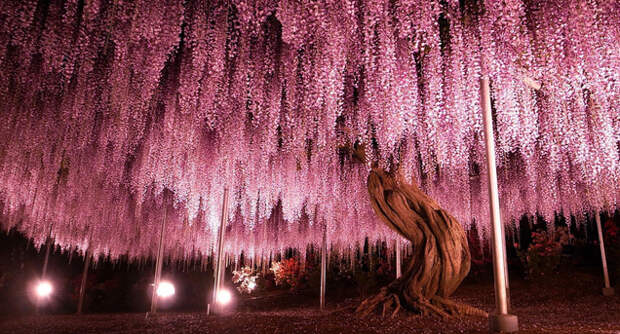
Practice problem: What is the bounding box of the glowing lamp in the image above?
[35,281,53,298]
[156,281,175,298]
[216,289,232,305]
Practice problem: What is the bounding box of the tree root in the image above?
[356,287,401,319]
[356,287,488,319]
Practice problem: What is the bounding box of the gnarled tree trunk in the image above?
[357,168,487,318]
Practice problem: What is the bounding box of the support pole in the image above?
[502,218,512,312]
[395,239,402,279]
[42,237,52,279]
[77,248,91,314]
[320,226,327,311]
[595,212,615,296]
[211,188,229,314]
[480,77,518,333]
[37,227,53,314]
[149,198,167,314]
[41,225,54,279]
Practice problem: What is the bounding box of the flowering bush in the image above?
[270,258,309,290]
[232,266,258,294]
[518,230,562,277]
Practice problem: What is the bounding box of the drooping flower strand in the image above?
[0,0,617,260]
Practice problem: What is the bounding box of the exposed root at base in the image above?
[356,287,488,319]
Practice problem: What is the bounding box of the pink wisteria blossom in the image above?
[0,0,617,262]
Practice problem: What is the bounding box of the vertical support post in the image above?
[502,218,512,312]
[395,238,402,279]
[595,212,615,296]
[77,248,91,314]
[37,227,53,314]
[42,237,52,279]
[211,188,229,314]
[320,226,327,311]
[41,225,54,279]
[150,197,167,314]
[480,77,518,333]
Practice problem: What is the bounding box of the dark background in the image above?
[0,210,618,316]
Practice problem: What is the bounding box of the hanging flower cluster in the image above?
[0,0,617,261]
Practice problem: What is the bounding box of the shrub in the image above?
[517,230,562,278]
[232,266,258,294]
[270,258,309,290]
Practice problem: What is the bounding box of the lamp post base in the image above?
[602,287,615,296]
[145,311,158,319]
[489,313,519,333]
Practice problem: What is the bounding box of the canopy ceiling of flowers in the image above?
[0,0,617,259]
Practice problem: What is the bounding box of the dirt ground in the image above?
[0,271,618,334]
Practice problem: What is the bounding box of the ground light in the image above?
[35,280,53,299]
[156,281,175,298]
[216,289,232,305]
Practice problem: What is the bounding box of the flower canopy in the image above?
[0,0,617,259]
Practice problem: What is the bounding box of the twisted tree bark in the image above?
[357,168,487,318]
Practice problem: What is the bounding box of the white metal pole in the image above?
[37,228,53,314]
[320,226,327,310]
[212,188,230,313]
[480,77,518,332]
[41,225,54,279]
[395,238,402,279]
[502,221,512,312]
[595,212,615,296]
[150,199,167,314]
[42,237,52,279]
[77,247,91,314]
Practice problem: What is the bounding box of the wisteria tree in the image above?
[0,0,618,317]
[357,168,486,317]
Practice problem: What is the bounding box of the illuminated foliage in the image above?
[0,0,617,260]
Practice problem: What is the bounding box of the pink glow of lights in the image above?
[35,281,53,299]
[216,289,233,305]
[156,281,176,299]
